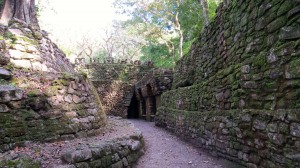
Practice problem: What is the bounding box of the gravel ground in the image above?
[131,119,243,168]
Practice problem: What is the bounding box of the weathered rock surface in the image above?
[156,0,300,167]
[2,19,74,73]
[0,68,11,79]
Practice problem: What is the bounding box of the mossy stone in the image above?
[266,15,287,33]
[27,89,42,97]
[100,155,112,167]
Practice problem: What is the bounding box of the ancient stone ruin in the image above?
[0,17,171,166]
[156,0,300,167]
[1,0,300,167]
[0,19,106,155]
[134,70,173,121]
[79,58,173,120]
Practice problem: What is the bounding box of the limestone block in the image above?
[79,117,90,123]
[290,123,300,137]
[33,31,43,40]
[53,165,76,168]
[56,95,64,102]
[65,111,77,118]
[7,101,22,109]
[241,65,250,74]
[267,48,277,63]
[242,81,257,89]
[31,61,48,71]
[9,50,24,59]
[248,153,261,164]
[11,44,26,52]
[112,153,121,162]
[0,104,9,112]
[0,40,6,50]
[0,67,11,79]
[128,140,142,151]
[267,123,278,133]
[286,153,300,162]
[9,50,41,61]
[10,59,31,69]
[71,81,78,90]
[280,26,300,40]
[0,52,10,65]
[253,119,266,130]
[72,95,81,103]
[26,45,38,53]
[111,161,123,168]
[271,153,287,164]
[68,87,75,94]
[216,92,224,101]
[266,16,286,33]
[61,149,92,164]
[122,158,129,166]
[288,6,300,19]
[64,95,73,103]
[8,28,24,36]
[0,85,23,102]
[268,133,286,145]
[88,116,95,122]
[277,1,294,16]
[284,58,300,79]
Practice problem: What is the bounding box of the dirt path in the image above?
[130,119,242,168]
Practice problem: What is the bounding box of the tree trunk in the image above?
[0,0,38,27]
[198,0,209,26]
[175,0,183,58]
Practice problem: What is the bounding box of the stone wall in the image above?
[0,117,144,168]
[135,70,173,121]
[60,132,144,168]
[156,0,300,167]
[84,63,154,117]
[0,70,106,152]
[0,19,106,152]
[1,19,74,73]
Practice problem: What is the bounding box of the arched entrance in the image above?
[127,91,139,119]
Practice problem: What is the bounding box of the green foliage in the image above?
[0,0,3,8]
[141,43,176,68]
[114,0,221,68]
[4,32,17,43]
[94,50,106,62]
[183,39,195,55]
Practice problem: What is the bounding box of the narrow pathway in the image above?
[130,119,242,168]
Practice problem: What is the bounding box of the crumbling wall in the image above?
[0,71,106,152]
[1,19,74,73]
[0,20,106,152]
[156,0,300,167]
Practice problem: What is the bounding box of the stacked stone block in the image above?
[1,19,74,73]
[156,0,300,167]
[0,72,106,152]
[60,134,144,168]
[85,64,154,117]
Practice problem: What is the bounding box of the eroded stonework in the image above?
[0,20,106,152]
[156,0,300,167]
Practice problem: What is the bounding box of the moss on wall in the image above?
[156,0,300,167]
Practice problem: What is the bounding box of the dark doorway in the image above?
[127,91,139,119]
[151,96,157,114]
[141,98,146,115]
